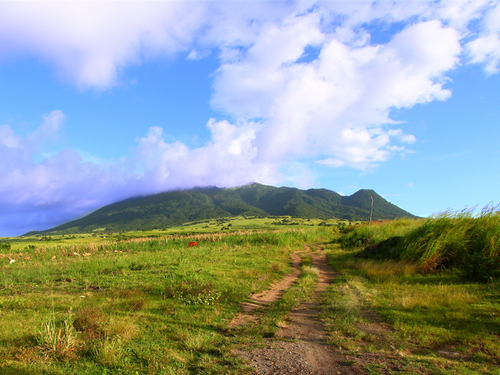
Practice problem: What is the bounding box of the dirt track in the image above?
[233,245,367,375]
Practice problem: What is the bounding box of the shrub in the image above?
[0,242,11,250]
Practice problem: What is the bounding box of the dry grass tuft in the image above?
[357,260,419,282]
[73,306,107,340]
[302,265,320,277]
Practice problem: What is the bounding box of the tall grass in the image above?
[338,218,423,251]
[2,227,334,263]
[338,206,500,281]
[401,207,500,278]
[344,259,419,282]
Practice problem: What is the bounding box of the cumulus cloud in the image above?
[467,33,500,74]
[134,119,279,190]
[212,18,459,169]
[1,0,500,235]
[0,114,281,235]
[0,113,132,234]
[465,1,500,74]
[0,2,206,89]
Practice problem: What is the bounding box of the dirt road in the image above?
[233,245,366,374]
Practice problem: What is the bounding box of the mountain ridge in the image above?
[26,183,417,235]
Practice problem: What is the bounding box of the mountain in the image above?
[27,183,417,235]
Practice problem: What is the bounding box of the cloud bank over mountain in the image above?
[1,0,499,235]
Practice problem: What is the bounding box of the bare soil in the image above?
[233,245,372,374]
[231,245,485,374]
[229,251,302,328]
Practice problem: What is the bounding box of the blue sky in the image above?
[1,0,499,236]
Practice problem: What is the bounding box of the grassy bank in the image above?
[327,209,500,373]
[339,207,500,282]
[322,243,500,374]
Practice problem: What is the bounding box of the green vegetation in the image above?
[5,216,345,252]
[339,206,500,282]
[1,209,499,374]
[327,208,500,372]
[27,183,416,235]
[0,242,11,250]
[323,242,500,374]
[0,225,334,374]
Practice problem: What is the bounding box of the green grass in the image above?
[323,242,500,374]
[2,216,500,374]
[339,207,500,282]
[0,227,335,374]
[1,216,340,252]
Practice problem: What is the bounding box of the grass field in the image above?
[328,211,500,374]
[1,215,499,374]
[2,216,345,251]
[323,243,500,374]
[0,223,335,374]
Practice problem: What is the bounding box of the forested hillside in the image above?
[27,183,416,235]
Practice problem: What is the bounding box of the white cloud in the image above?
[0,0,497,91]
[30,110,66,144]
[134,119,279,191]
[0,113,135,234]
[437,0,491,30]
[0,124,22,149]
[0,2,206,89]
[467,33,500,74]
[1,1,500,235]
[465,1,500,74]
[317,158,346,168]
[0,114,282,235]
[211,18,459,169]
[210,12,324,118]
[485,1,500,33]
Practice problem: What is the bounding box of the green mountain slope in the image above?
[28,183,417,234]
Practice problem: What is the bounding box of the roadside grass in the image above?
[233,252,321,342]
[338,217,424,251]
[323,243,500,374]
[0,227,334,374]
[339,206,500,282]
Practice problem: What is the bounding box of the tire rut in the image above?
[236,245,366,375]
[229,251,302,328]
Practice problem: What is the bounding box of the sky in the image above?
[1,0,499,237]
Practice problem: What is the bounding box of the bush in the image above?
[0,242,11,251]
